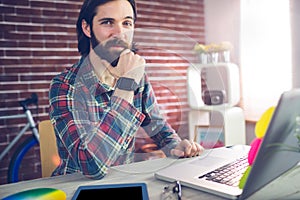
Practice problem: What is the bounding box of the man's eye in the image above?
[123,21,133,27]
[101,20,113,25]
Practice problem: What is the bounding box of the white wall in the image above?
[204,0,300,144]
[205,0,300,88]
[203,0,252,143]
[291,0,300,88]
[204,0,241,64]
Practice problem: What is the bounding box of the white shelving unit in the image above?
[187,62,246,146]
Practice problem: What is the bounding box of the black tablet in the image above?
[71,183,149,200]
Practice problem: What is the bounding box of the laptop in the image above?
[155,89,300,199]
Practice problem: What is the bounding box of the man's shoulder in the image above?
[52,60,83,85]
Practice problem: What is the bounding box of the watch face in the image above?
[123,78,133,89]
[117,77,138,91]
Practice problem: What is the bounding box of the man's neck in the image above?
[89,49,117,87]
[89,49,107,80]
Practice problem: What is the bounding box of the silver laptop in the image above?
[155,89,300,199]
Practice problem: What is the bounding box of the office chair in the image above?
[38,120,60,178]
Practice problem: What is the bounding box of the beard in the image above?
[90,31,137,67]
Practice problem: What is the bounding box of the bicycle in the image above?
[0,93,39,183]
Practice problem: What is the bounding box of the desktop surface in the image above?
[0,157,299,200]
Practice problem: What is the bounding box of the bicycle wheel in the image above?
[7,135,39,183]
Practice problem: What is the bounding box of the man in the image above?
[49,0,203,179]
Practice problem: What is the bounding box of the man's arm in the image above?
[141,78,203,158]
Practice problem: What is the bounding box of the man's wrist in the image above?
[116,77,139,91]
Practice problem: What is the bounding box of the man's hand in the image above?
[170,139,204,158]
[106,49,145,84]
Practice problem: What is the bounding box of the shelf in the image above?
[187,62,241,109]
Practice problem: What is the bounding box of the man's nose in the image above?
[112,24,125,38]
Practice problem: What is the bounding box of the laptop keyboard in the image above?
[198,156,248,187]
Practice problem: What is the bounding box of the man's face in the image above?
[89,0,135,65]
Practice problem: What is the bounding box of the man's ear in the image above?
[82,19,91,38]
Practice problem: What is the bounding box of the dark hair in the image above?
[76,0,137,56]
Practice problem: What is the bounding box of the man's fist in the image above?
[107,49,145,84]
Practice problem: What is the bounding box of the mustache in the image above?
[104,38,138,54]
[104,38,130,49]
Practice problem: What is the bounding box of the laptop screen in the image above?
[240,89,300,199]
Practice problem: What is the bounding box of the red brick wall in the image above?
[0,0,204,184]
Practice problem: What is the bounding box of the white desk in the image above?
[0,158,225,200]
[0,158,300,200]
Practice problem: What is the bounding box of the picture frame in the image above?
[194,125,225,148]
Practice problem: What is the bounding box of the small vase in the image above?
[210,52,219,64]
[198,53,208,64]
[223,51,230,63]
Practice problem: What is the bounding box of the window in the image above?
[240,0,292,121]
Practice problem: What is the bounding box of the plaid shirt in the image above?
[49,56,181,179]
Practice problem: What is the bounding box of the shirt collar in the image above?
[77,56,115,96]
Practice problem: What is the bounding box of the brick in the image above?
[30,1,55,9]
[16,8,42,16]
[0,6,15,14]
[42,9,66,17]
[0,75,18,82]
[55,2,82,10]
[17,24,43,32]
[0,24,16,32]
[65,11,81,19]
[17,58,44,65]
[31,17,76,25]
[33,66,58,73]
[45,42,68,48]
[43,25,75,34]
[30,33,77,41]
[32,50,77,57]
[3,32,30,40]
[18,41,44,48]
[5,50,32,57]
[4,66,31,74]
[2,0,29,6]
[0,40,18,48]
[30,83,51,90]
[4,15,30,23]
[0,83,29,91]
[68,42,78,49]
[30,34,56,41]
[0,93,18,101]
[20,74,54,82]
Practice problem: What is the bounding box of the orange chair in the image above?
[38,120,60,177]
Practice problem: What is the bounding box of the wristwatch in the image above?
[116,77,139,91]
